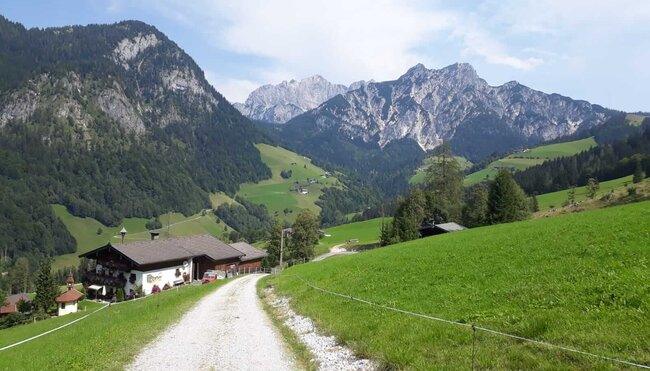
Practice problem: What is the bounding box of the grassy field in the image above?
[316,218,389,256]
[534,175,648,211]
[237,144,341,224]
[0,300,104,348]
[52,205,231,270]
[464,137,598,185]
[266,202,650,369]
[625,113,647,126]
[410,156,472,184]
[0,279,232,370]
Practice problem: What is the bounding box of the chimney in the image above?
[150,231,160,240]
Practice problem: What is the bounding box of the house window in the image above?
[61,302,66,309]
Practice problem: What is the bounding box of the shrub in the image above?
[115,288,125,302]
[151,284,161,294]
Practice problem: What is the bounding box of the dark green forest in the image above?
[514,127,650,193]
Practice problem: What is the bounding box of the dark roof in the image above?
[230,242,268,262]
[1,293,29,315]
[56,289,84,303]
[80,234,243,266]
[434,222,466,232]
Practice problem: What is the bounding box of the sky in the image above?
[2,0,649,111]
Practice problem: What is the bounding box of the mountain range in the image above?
[244,63,612,163]
[234,75,371,123]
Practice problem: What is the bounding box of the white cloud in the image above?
[204,70,260,103]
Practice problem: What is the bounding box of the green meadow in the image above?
[625,113,647,126]
[534,175,644,211]
[266,201,650,369]
[464,137,597,185]
[316,217,390,256]
[237,143,341,223]
[0,279,232,370]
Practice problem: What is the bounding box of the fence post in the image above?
[471,324,477,371]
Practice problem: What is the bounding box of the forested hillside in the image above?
[0,17,269,265]
[515,127,650,193]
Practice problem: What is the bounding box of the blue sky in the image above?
[2,0,649,111]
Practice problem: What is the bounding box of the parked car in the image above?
[202,271,217,284]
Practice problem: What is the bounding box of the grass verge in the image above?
[0,279,233,370]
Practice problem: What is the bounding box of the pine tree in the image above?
[391,188,427,242]
[462,183,489,227]
[424,143,464,222]
[633,159,645,183]
[0,289,6,308]
[33,259,59,314]
[289,210,319,260]
[10,257,31,293]
[487,170,530,224]
[586,178,600,198]
[529,194,540,212]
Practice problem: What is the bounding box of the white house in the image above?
[56,272,84,316]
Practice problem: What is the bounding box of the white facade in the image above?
[57,301,78,316]
[125,260,194,296]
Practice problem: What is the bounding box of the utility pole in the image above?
[279,228,292,271]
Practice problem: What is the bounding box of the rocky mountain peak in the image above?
[235,75,349,123]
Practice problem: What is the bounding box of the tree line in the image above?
[381,144,531,246]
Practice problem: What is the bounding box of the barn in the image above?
[418,222,467,238]
[230,242,268,272]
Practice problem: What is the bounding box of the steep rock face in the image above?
[236,75,348,123]
[299,63,609,156]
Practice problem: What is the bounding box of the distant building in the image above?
[230,242,268,271]
[0,293,30,316]
[56,272,84,316]
[418,222,467,238]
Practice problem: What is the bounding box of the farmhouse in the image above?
[79,234,245,298]
[418,222,467,238]
[230,242,268,271]
[0,293,30,316]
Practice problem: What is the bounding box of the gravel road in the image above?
[128,274,296,371]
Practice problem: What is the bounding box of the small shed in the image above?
[56,272,84,316]
[418,222,467,238]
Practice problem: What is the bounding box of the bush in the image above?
[151,284,161,294]
[115,288,125,302]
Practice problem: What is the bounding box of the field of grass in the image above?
[625,113,647,126]
[535,175,645,211]
[0,279,232,369]
[237,144,341,224]
[410,156,472,184]
[316,218,389,256]
[464,137,598,185]
[0,300,104,348]
[52,205,231,270]
[267,202,650,369]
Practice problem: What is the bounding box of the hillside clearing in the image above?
[535,175,649,211]
[316,218,389,256]
[237,144,341,224]
[268,201,650,369]
[464,137,598,185]
[410,156,472,184]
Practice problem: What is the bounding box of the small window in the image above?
[61,302,66,309]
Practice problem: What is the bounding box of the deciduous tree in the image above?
[289,210,319,260]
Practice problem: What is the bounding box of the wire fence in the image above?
[286,274,650,370]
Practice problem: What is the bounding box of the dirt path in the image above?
[128,274,295,371]
[313,243,358,262]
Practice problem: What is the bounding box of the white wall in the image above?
[58,301,78,316]
[138,263,192,295]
